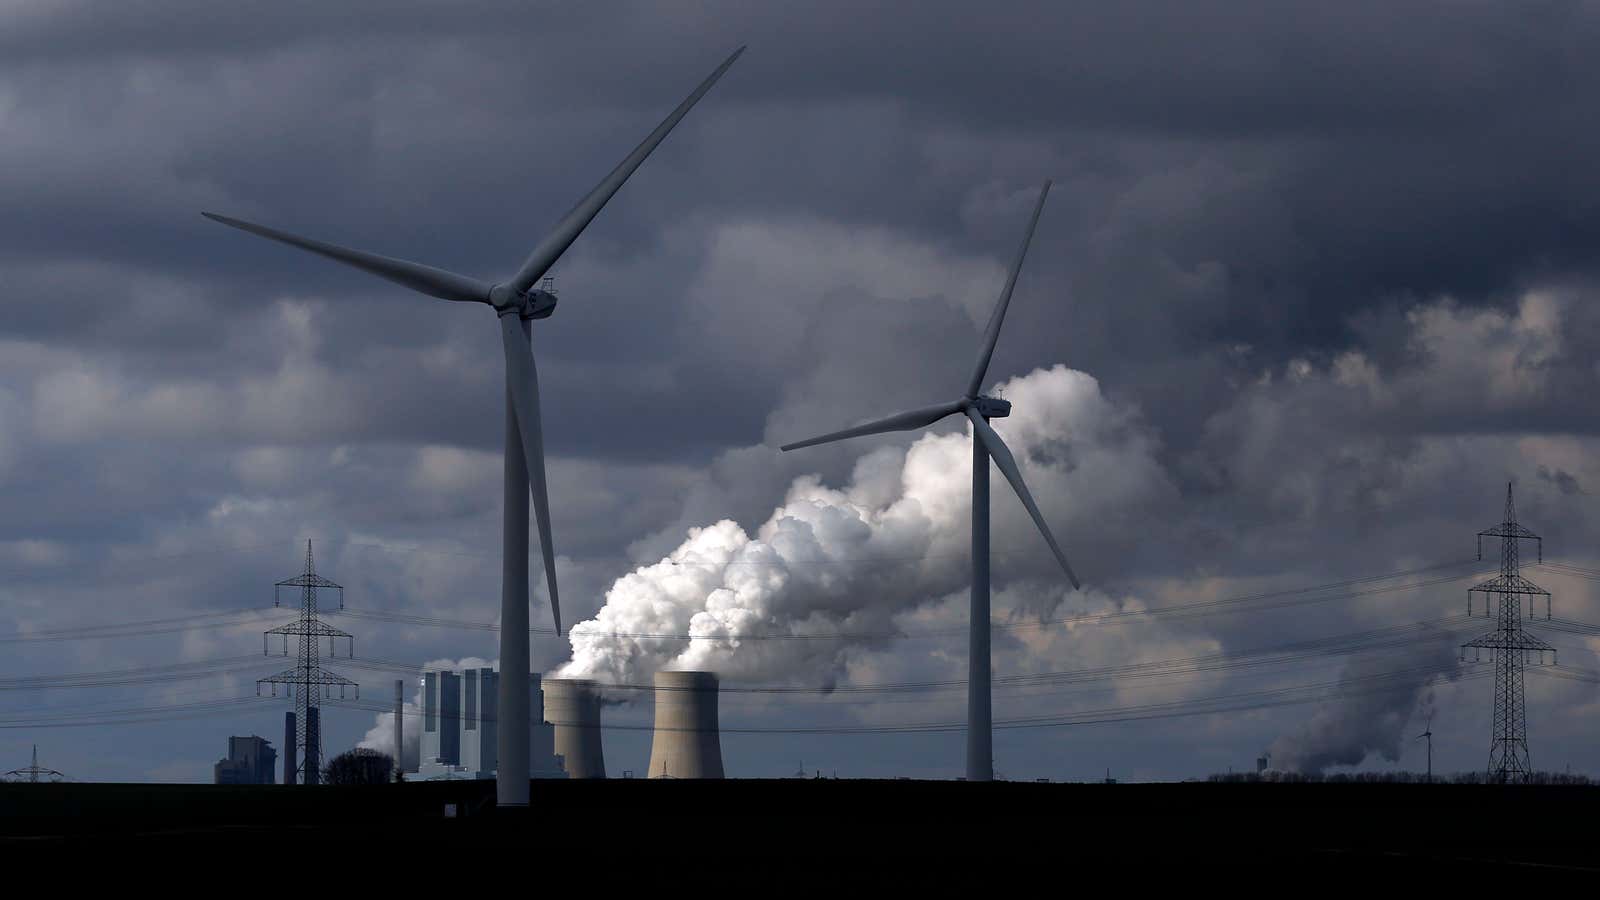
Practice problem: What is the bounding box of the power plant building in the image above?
[214,735,277,785]
[417,666,567,781]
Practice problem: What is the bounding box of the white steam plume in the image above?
[560,365,1174,685]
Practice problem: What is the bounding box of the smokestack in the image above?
[394,679,404,776]
[540,676,606,778]
[284,711,297,785]
[304,707,321,785]
[647,671,724,779]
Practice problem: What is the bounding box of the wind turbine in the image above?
[779,181,1078,782]
[1417,713,1434,784]
[203,48,744,807]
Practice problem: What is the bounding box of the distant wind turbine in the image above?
[779,181,1078,782]
[203,48,744,807]
[1418,713,1434,784]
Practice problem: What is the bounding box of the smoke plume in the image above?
[559,365,1173,685]
[1267,641,1461,774]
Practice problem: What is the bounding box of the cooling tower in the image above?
[540,676,606,779]
[647,670,724,779]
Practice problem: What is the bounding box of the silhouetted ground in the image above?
[2,779,1595,877]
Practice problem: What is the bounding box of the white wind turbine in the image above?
[204,48,743,806]
[780,181,1079,782]
[1417,713,1434,784]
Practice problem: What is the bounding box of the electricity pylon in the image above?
[1461,483,1554,784]
[258,540,357,785]
[3,746,65,783]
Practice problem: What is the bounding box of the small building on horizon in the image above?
[214,735,277,785]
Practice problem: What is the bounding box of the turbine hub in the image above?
[971,395,1011,419]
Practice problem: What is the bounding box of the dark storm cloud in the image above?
[4,1,1600,781]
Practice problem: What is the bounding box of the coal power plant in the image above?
[647,671,725,779]
[400,668,732,781]
[541,676,606,779]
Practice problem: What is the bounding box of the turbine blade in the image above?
[965,181,1051,398]
[967,408,1081,589]
[507,47,745,293]
[499,316,562,635]
[779,401,963,452]
[201,212,492,303]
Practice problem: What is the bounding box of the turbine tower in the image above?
[204,49,743,807]
[779,181,1079,782]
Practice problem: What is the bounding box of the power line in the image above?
[0,655,275,690]
[1534,664,1600,685]
[333,558,1485,642]
[0,608,1510,709]
[556,615,1478,697]
[0,695,265,729]
[327,659,1487,735]
[341,614,1474,703]
[1535,561,1600,580]
[341,538,1077,568]
[0,554,1525,744]
[0,608,284,643]
[0,557,1483,645]
[0,619,1488,732]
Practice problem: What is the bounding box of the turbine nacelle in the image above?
[966,395,1011,419]
[524,289,559,319]
[489,284,559,319]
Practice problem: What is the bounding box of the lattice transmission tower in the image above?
[1461,483,1554,783]
[2,745,65,783]
[258,540,357,785]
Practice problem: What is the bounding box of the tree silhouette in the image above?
[323,748,393,785]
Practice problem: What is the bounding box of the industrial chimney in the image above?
[647,670,724,779]
[283,711,297,785]
[540,676,606,779]
[304,707,321,785]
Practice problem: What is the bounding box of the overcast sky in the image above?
[3,1,1599,784]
